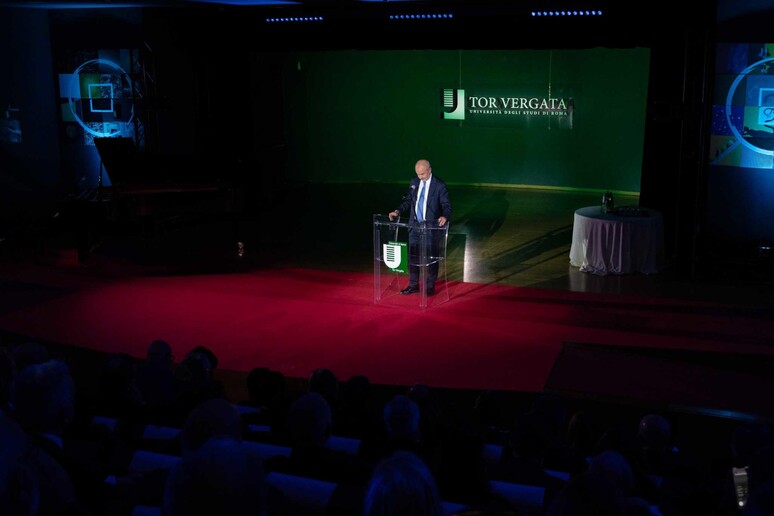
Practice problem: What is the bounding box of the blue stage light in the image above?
[388,12,454,21]
[265,16,323,23]
[531,8,604,19]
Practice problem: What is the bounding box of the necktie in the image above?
[416,181,425,223]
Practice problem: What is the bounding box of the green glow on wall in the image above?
[283,48,650,192]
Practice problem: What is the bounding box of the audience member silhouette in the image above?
[334,374,380,440]
[0,408,43,515]
[309,367,340,413]
[1,335,763,516]
[407,382,439,450]
[566,409,600,464]
[109,399,247,510]
[529,394,583,474]
[183,345,224,397]
[171,351,224,424]
[241,368,289,439]
[163,436,267,516]
[364,451,443,516]
[265,391,372,485]
[545,463,629,516]
[95,352,144,420]
[360,394,428,464]
[431,409,499,509]
[588,450,635,499]
[0,346,13,411]
[474,390,508,445]
[12,358,76,448]
[10,341,50,373]
[489,411,567,506]
[135,339,176,412]
[11,359,98,514]
[637,414,675,475]
[244,367,270,409]
[187,345,218,372]
[180,398,243,454]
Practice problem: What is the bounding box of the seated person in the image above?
[364,451,443,516]
[265,392,373,485]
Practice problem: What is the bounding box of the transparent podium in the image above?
[373,214,450,310]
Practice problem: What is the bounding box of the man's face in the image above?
[415,163,431,181]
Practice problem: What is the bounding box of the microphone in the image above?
[392,184,416,222]
[401,184,416,202]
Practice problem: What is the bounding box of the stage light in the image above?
[265,15,324,23]
[387,12,454,21]
[531,8,603,18]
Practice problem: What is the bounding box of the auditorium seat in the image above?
[241,440,293,462]
[544,469,571,481]
[128,450,180,474]
[489,480,544,515]
[266,471,471,516]
[482,443,504,465]
[327,435,361,455]
[248,423,360,455]
[266,472,338,516]
[236,404,262,416]
[248,423,271,433]
[442,501,470,514]
[92,415,119,431]
[142,424,181,440]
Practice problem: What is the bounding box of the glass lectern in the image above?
[373,214,449,310]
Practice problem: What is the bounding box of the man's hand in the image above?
[438,216,448,227]
[388,211,400,221]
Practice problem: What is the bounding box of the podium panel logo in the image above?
[384,241,408,274]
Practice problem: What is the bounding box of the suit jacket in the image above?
[396,175,452,224]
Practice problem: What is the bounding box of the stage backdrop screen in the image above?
[281,48,650,193]
[708,42,774,243]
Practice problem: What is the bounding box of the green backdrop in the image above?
[282,48,649,193]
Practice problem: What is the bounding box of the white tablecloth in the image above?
[569,206,664,275]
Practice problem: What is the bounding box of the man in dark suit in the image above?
[388,159,452,296]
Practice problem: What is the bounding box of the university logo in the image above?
[441,88,465,120]
[383,243,402,269]
[383,242,407,274]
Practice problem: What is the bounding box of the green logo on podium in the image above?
[384,241,408,274]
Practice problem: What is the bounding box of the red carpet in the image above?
[1,264,773,393]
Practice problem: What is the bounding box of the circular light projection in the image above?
[725,56,774,157]
[67,58,134,138]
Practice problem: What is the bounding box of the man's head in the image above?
[146,339,173,369]
[11,359,75,436]
[384,395,420,443]
[181,398,243,454]
[286,392,332,447]
[414,160,432,181]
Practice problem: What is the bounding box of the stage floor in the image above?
[49,182,774,308]
[2,184,774,417]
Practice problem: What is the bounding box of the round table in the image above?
[569,206,664,275]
